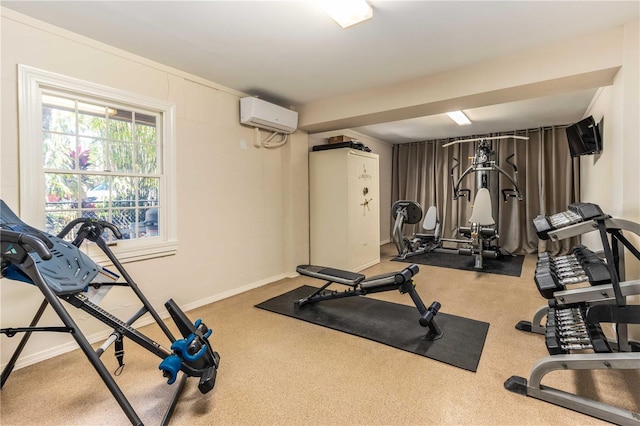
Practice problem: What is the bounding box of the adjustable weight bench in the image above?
[295,264,443,340]
[0,200,220,426]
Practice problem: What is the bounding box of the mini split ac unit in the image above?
[240,97,298,134]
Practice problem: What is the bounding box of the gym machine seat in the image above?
[415,205,441,243]
[467,188,495,226]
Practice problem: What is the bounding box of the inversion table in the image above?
[0,200,220,425]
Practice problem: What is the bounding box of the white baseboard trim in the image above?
[177,272,290,313]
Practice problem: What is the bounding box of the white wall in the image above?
[582,19,640,281]
[580,20,639,343]
[308,130,393,244]
[1,9,309,368]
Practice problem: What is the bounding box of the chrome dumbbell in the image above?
[562,343,593,351]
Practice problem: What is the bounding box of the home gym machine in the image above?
[391,202,440,260]
[295,263,443,340]
[0,200,220,426]
[391,135,526,269]
[505,202,640,425]
[446,135,525,268]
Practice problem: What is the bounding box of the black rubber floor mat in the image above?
[256,285,489,372]
[394,252,524,277]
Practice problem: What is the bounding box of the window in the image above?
[19,65,177,262]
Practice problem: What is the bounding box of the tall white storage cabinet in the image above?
[309,148,380,272]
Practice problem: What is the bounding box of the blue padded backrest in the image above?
[1,199,98,294]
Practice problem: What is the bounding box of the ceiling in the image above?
[3,1,639,143]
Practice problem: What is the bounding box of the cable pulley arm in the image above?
[451,160,474,200]
[497,153,523,202]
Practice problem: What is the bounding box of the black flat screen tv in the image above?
[566,115,602,157]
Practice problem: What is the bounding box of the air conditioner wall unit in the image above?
[240,97,298,134]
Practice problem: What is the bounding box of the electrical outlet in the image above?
[240,139,247,150]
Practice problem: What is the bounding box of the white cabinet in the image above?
[309,148,380,272]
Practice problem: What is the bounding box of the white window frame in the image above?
[18,64,177,263]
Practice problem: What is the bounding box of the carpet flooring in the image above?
[2,244,636,425]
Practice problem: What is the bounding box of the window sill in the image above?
[81,239,178,265]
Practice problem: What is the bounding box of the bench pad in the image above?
[296,265,365,286]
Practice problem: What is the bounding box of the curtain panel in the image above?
[391,127,580,255]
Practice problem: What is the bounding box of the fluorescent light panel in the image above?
[446,110,471,125]
[323,0,372,28]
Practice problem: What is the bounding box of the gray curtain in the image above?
[391,127,580,255]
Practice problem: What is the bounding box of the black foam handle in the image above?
[0,230,52,260]
[58,217,123,240]
[101,221,123,239]
[408,264,419,276]
[420,311,434,326]
[420,301,442,329]
[21,234,52,259]
[395,264,419,283]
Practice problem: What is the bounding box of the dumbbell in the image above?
[541,263,589,285]
[562,343,593,351]
[534,269,564,298]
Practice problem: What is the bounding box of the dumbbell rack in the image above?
[532,202,605,241]
[506,203,640,425]
[533,245,611,299]
[544,305,611,354]
[517,204,639,335]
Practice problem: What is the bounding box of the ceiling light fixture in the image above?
[446,110,472,126]
[322,0,373,29]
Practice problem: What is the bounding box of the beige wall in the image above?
[1,9,309,368]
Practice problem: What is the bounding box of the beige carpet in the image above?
[1,244,638,425]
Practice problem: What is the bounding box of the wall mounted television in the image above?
[566,115,603,157]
